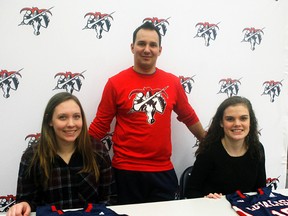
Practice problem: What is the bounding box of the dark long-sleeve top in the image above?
[16,139,112,211]
[187,140,266,198]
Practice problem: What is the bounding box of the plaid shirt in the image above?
[16,139,112,211]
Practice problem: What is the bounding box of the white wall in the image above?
[0,0,287,197]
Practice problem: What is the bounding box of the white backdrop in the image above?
[0,0,288,198]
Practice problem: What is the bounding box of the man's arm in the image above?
[187,121,207,142]
[88,80,116,140]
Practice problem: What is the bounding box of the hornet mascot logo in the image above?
[242,27,264,51]
[0,195,16,212]
[218,78,242,97]
[266,176,280,190]
[261,79,282,102]
[25,133,41,147]
[0,68,23,98]
[143,17,170,36]
[83,11,115,39]
[179,75,195,94]
[128,86,168,124]
[53,70,86,94]
[101,132,113,151]
[194,22,220,46]
[19,6,53,35]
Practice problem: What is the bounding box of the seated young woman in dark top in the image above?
[187,96,266,199]
[7,92,112,216]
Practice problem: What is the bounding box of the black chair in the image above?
[179,165,193,199]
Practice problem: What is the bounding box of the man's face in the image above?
[131,28,162,74]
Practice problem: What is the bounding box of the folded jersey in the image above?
[226,186,288,216]
[36,203,128,216]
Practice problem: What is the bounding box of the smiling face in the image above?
[49,99,83,147]
[220,104,250,142]
[131,28,162,74]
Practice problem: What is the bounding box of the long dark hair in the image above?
[29,92,100,185]
[196,96,262,159]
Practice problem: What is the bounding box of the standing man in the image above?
[89,22,206,204]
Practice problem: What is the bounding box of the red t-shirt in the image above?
[89,67,199,171]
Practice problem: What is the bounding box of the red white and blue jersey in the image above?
[226,187,288,216]
[36,203,128,216]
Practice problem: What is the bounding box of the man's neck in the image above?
[133,66,156,75]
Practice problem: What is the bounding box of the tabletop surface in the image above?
[1,189,287,216]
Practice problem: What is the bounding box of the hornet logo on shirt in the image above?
[19,6,53,35]
[261,79,283,103]
[218,78,242,97]
[143,17,170,36]
[83,11,115,39]
[0,68,23,99]
[194,22,220,46]
[128,86,168,124]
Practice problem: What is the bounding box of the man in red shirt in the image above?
[89,21,206,204]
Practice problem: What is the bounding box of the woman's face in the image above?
[50,99,83,147]
[220,104,250,142]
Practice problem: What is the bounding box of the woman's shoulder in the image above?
[90,137,109,154]
[252,141,266,160]
[197,140,224,160]
[90,137,112,167]
[202,140,223,152]
[259,142,265,150]
[22,144,37,157]
[20,143,38,165]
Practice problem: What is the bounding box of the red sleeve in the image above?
[89,79,117,140]
[174,79,199,126]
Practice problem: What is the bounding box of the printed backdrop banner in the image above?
[0,0,288,198]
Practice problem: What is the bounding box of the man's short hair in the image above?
[132,22,162,46]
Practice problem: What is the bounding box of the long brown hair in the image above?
[29,92,100,185]
[196,96,263,159]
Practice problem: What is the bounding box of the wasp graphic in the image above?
[83,11,115,39]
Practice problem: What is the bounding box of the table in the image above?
[1,189,287,216]
[0,196,237,216]
[110,196,238,216]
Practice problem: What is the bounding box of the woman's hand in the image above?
[6,202,31,216]
[204,193,223,199]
